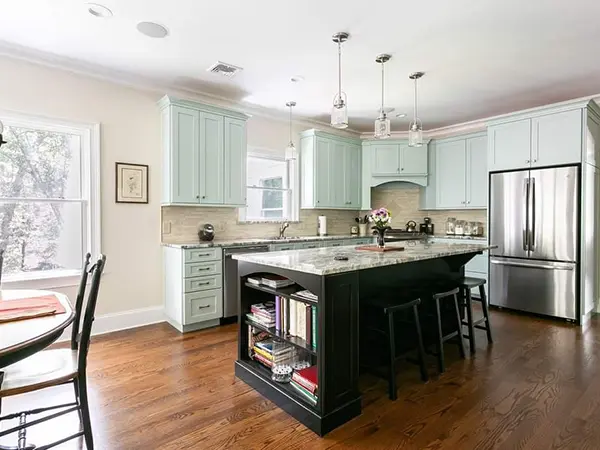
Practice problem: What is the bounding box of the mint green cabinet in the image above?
[421,132,487,210]
[487,119,531,171]
[371,144,400,176]
[169,106,199,203]
[368,142,428,176]
[159,96,249,206]
[401,145,428,175]
[300,129,361,209]
[224,117,247,206]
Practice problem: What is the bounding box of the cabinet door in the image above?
[345,144,361,208]
[532,109,582,167]
[371,144,400,175]
[436,140,467,208]
[224,117,247,206]
[488,119,532,171]
[330,142,346,207]
[199,112,224,204]
[170,106,200,203]
[400,144,428,175]
[466,136,488,208]
[315,138,333,207]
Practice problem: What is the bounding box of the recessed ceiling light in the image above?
[396,113,407,118]
[136,21,169,39]
[290,76,304,83]
[86,3,113,18]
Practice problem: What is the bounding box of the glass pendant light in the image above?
[374,54,392,139]
[331,32,349,129]
[285,101,297,161]
[0,119,6,148]
[408,71,425,147]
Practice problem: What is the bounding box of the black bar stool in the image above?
[423,286,466,373]
[459,277,493,354]
[361,296,428,401]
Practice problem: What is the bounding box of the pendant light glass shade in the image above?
[331,32,349,129]
[374,54,392,139]
[408,72,425,147]
[285,101,297,161]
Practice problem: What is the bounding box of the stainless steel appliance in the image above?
[385,229,427,242]
[489,166,579,320]
[198,224,215,241]
[405,221,418,232]
[419,217,434,235]
[223,245,270,318]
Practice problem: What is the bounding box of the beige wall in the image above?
[0,56,163,315]
[367,183,487,234]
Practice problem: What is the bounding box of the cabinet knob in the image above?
[202,195,206,199]
[196,195,200,199]
[526,159,530,163]
[401,168,404,171]
[533,159,537,163]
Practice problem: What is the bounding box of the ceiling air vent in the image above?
[207,61,243,77]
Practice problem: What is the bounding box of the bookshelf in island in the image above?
[233,242,492,436]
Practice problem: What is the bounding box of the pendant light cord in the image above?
[337,42,342,102]
[413,77,418,121]
[380,61,385,115]
[289,104,293,144]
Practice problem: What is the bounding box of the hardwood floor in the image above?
[2,308,600,449]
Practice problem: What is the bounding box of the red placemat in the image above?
[0,295,66,323]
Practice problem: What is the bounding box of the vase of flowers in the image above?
[369,207,392,248]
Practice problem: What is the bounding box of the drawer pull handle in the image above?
[198,304,211,309]
[197,282,211,286]
[196,253,211,257]
[197,267,211,271]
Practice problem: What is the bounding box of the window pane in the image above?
[262,210,283,218]
[0,202,84,275]
[247,187,289,219]
[0,125,82,199]
[247,157,287,188]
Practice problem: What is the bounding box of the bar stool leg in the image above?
[434,297,445,373]
[387,312,397,401]
[453,294,466,359]
[479,285,493,344]
[464,289,476,354]
[412,304,428,382]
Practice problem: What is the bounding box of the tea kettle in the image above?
[405,220,418,232]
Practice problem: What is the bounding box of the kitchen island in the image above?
[233,241,492,436]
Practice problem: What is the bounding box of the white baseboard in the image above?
[58,306,165,342]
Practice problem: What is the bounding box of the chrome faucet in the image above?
[279,222,290,239]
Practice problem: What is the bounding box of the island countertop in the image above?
[232,241,494,276]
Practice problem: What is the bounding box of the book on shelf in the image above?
[260,275,295,289]
[289,380,317,406]
[296,300,306,341]
[275,296,281,331]
[253,352,273,368]
[291,365,318,394]
[294,289,318,302]
[289,299,297,337]
[305,304,312,348]
[311,305,317,349]
[255,339,294,357]
[247,277,261,285]
[246,313,275,328]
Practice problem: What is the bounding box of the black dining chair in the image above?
[0,254,105,450]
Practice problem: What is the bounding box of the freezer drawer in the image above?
[489,257,577,320]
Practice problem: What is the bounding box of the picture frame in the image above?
[115,162,148,204]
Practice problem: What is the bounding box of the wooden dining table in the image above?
[0,290,74,370]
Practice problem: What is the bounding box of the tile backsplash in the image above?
[364,183,487,234]
[161,207,360,243]
[162,183,487,243]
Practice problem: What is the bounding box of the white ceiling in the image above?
[1,0,600,131]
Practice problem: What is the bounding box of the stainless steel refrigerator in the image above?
[489,165,579,320]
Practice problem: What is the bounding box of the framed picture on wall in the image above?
[115,162,148,204]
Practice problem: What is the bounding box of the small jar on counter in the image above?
[446,217,456,235]
[455,220,465,235]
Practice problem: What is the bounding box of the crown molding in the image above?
[0,40,361,137]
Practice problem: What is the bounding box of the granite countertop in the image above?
[232,241,496,276]
[161,234,373,249]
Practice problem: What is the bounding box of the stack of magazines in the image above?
[252,338,296,369]
[290,365,318,406]
[246,275,295,289]
[246,301,276,327]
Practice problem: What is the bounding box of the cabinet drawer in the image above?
[327,240,345,247]
[184,275,222,293]
[465,252,489,274]
[296,242,322,249]
[184,248,222,263]
[184,289,223,324]
[270,243,295,251]
[184,261,221,278]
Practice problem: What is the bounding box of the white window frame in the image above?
[239,149,299,223]
[0,109,101,288]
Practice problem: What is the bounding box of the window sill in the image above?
[237,219,301,225]
[3,269,84,290]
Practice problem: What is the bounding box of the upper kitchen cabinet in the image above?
[487,99,600,172]
[421,132,487,210]
[368,142,428,177]
[159,95,249,206]
[300,129,361,210]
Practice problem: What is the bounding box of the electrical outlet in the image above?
[162,221,171,234]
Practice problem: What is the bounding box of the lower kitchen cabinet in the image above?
[164,246,224,332]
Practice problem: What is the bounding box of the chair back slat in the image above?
[77,255,106,373]
[71,253,92,350]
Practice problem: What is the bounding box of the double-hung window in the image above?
[240,151,298,222]
[0,113,100,282]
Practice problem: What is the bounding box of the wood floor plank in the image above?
[2,313,600,449]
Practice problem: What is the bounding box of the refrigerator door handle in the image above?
[522,178,530,251]
[490,259,574,271]
[529,177,536,252]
